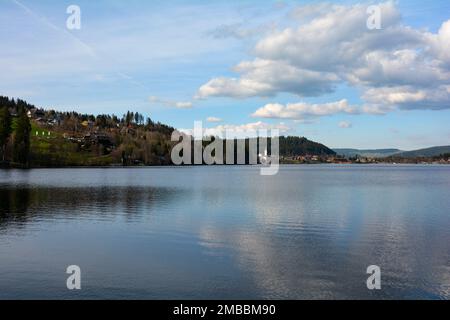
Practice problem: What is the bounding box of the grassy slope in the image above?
[30,122,114,167]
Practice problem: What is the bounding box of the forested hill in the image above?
[280,136,336,156]
[395,146,450,158]
[1,96,335,167]
[334,146,450,158]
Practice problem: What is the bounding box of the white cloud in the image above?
[253,2,416,72]
[338,121,352,129]
[174,101,194,109]
[428,20,450,67]
[363,85,450,110]
[197,59,338,99]
[197,2,450,113]
[252,99,358,119]
[150,96,193,109]
[206,117,223,123]
[180,121,290,138]
[196,76,273,99]
[347,49,450,88]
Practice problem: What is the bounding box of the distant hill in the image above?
[395,146,450,158]
[333,148,402,158]
[334,146,450,159]
[280,136,336,156]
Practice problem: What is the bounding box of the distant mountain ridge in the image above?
[394,146,450,158]
[334,146,450,158]
[333,148,403,158]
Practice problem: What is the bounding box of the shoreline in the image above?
[1,163,449,170]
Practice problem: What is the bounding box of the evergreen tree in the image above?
[0,107,12,161]
[13,107,31,165]
[134,112,140,125]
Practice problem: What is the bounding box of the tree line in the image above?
[1,95,337,167]
[0,102,31,167]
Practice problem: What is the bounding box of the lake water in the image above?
[0,165,449,300]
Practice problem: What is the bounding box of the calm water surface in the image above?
[0,165,449,299]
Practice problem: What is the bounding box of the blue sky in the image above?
[1,0,450,150]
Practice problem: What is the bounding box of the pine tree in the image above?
[0,107,12,162]
[12,107,31,165]
[134,112,140,125]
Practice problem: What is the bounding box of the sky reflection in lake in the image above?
[0,166,449,299]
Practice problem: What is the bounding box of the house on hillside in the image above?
[83,133,115,149]
[27,108,45,119]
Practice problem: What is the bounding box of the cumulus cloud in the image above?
[363,85,450,110]
[347,49,450,88]
[197,1,450,113]
[254,2,418,72]
[197,59,338,99]
[252,99,358,119]
[149,96,193,109]
[428,20,450,67]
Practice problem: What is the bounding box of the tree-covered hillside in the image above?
[395,146,450,158]
[1,96,336,167]
[280,136,336,156]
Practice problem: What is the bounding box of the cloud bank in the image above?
[252,99,358,119]
[197,2,450,118]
